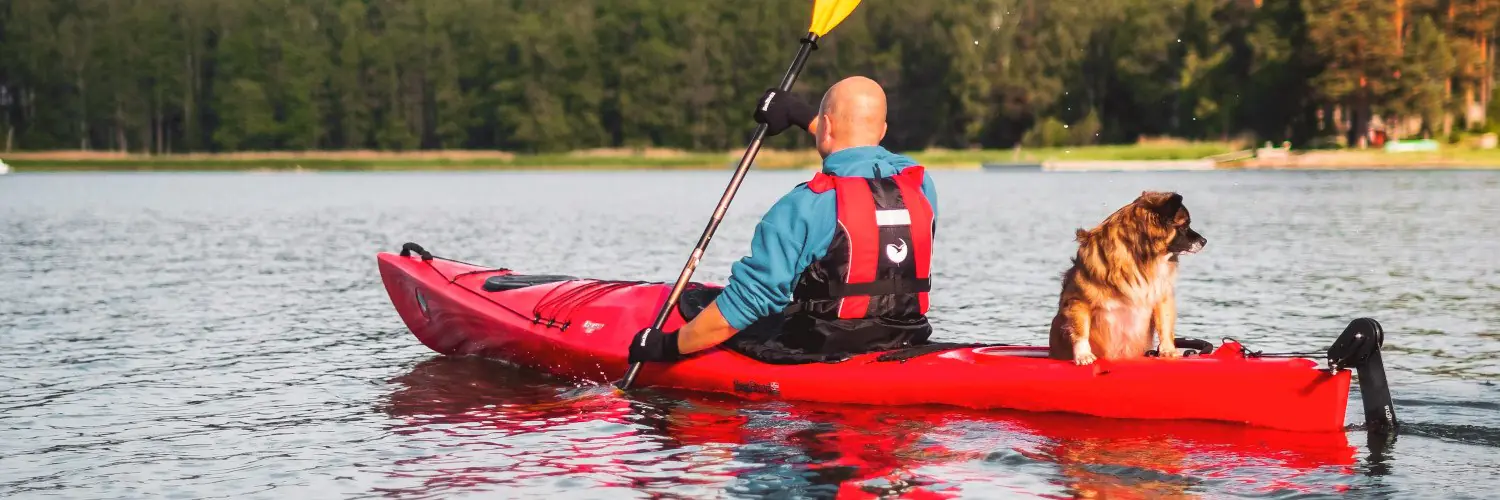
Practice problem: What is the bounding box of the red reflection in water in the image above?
[381,357,1358,498]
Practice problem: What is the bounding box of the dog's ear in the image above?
[1146,192,1184,224]
[1136,191,1178,206]
[1074,228,1090,242]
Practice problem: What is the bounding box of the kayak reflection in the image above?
[380,356,1358,498]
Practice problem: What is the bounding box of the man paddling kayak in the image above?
[630,76,939,364]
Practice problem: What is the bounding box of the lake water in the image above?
[2,169,1498,498]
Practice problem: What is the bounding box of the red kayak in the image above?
[377,246,1363,432]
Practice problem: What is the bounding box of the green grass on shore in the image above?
[2,152,760,172]
[2,142,1242,172]
[922,143,1241,164]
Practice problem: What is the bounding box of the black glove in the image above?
[628,327,682,364]
[753,88,817,137]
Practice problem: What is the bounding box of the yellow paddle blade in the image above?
[808,0,862,36]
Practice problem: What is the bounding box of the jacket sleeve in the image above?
[714,191,818,331]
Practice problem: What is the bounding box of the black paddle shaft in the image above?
[618,35,820,390]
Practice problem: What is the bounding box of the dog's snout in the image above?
[1169,228,1206,255]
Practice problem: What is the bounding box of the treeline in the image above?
[0,0,1496,153]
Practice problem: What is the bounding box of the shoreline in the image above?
[3,146,1500,172]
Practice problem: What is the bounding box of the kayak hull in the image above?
[377,252,1351,432]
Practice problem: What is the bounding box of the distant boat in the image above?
[0,158,9,175]
[980,162,1043,171]
[1384,138,1441,153]
[981,159,1215,172]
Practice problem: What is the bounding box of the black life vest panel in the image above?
[778,165,935,355]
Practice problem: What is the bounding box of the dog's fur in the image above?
[1048,192,1207,365]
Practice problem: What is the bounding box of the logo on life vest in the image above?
[886,239,909,264]
[582,320,605,334]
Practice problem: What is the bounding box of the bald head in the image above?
[814,76,888,157]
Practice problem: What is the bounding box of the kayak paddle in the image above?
[616,0,863,391]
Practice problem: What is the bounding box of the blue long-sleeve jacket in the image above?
[715,145,938,330]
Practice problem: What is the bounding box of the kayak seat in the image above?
[677,283,1008,365]
[482,274,578,292]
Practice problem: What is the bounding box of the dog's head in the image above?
[1134,191,1207,260]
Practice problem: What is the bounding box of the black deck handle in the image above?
[1147,337,1216,357]
[400,242,433,261]
[1175,338,1215,355]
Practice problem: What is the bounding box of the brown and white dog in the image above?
[1048,192,1207,365]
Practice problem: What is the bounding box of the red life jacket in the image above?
[778,165,935,355]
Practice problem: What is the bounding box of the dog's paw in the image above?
[1073,352,1097,365]
[1072,343,1097,365]
[1157,346,1181,359]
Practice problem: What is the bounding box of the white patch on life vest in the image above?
[886,238,909,264]
[875,209,911,226]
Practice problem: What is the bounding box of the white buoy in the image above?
[0,158,9,175]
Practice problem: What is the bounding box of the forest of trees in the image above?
[0,0,1496,154]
